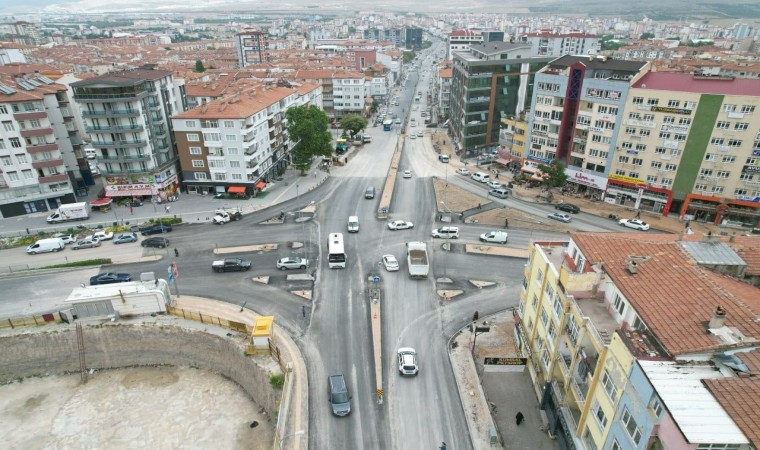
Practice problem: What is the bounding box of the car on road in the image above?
[92,230,114,241]
[410,133,416,139]
[486,180,503,189]
[489,188,510,199]
[113,232,138,244]
[619,218,650,231]
[277,256,309,270]
[397,347,419,376]
[456,168,470,176]
[403,170,412,178]
[471,172,490,183]
[480,231,509,244]
[141,237,170,248]
[382,255,400,272]
[431,226,459,239]
[72,237,101,250]
[54,233,76,245]
[555,203,581,214]
[90,272,132,285]
[212,258,252,272]
[388,220,414,230]
[416,130,423,137]
[548,212,572,223]
[438,155,449,163]
[140,224,173,235]
[395,118,401,124]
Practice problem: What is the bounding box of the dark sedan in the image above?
[555,203,581,214]
[90,272,132,285]
[140,224,173,235]
[141,237,170,248]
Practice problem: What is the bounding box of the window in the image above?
[632,96,643,105]
[697,445,741,450]
[696,184,708,191]
[189,146,202,155]
[667,100,680,107]
[615,169,626,176]
[229,160,240,168]
[723,104,736,113]
[540,309,549,327]
[740,105,756,114]
[7,171,19,181]
[661,178,673,186]
[625,127,636,135]
[718,170,730,178]
[659,131,671,139]
[632,158,643,166]
[191,160,204,167]
[628,171,639,179]
[0,105,7,114]
[185,120,196,127]
[734,122,749,131]
[542,349,551,369]
[663,116,674,124]
[195,172,207,180]
[711,137,725,145]
[225,134,237,142]
[22,169,33,179]
[706,152,718,161]
[727,139,742,147]
[611,440,622,450]
[646,98,659,106]
[646,175,658,184]
[665,163,677,171]
[679,117,691,126]
[722,155,736,163]
[10,138,21,148]
[602,370,618,400]
[531,295,538,309]
[716,121,730,130]
[639,129,651,137]
[231,173,242,180]
[15,154,27,164]
[635,144,647,151]
[213,172,227,181]
[223,120,235,128]
[187,133,200,142]
[227,147,238,155]
[584,428,598,450]
[651,161,662,169]
[618,156,629,164]
[700,169,714,177]
[592,401,608,428]
[1,156,11,166]
[735,188,747,196]
[621,408,642,445]
[203,132,221,142]
[655,147,667,154]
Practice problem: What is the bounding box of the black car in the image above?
[141,237,170,248]
[140,224,173,235]
[555,203,581,214]
[90,272,132,285]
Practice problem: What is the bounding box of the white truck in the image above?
[406,242,429,279]
[64,278,171,321]
[47,202,90,223]
[212,207,243,224]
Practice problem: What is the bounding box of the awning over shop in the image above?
[105,188,154,197]
[254,181,266,190]
[90,198,113,207]
[228,186,246,194]
[495,158,511,165]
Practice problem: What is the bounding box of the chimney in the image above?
[627,260,638,274]
[709,306,727,329]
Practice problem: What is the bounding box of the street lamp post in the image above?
[279,430,305,450]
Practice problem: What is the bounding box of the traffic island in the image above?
[214,244,278,254]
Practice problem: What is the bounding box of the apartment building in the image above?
[498,115,528,165]
[526,55,650,201]
[72,66,184,201]
[518,31,601,57]
[0,76,85,218]
[171,84,321,196]
[235,31,270,67]
[436,66,452,121]
[447,29,483,59]
[294,70,365,118]
[450,41,551,156]
[609,72,760,226]
[517,233,760,450]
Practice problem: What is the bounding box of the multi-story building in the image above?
[72,66,184,201]
[498,115,528,167]
[171,84,321,196]
[235,31,270,67]
[363,28,404,47]
[404,27,423,50]
[0,75,85,218]
[436,65,452,122]
[450,42,551,156]
[609,72,760,225]
[517,233,760,450]
[447,29,483,59]
[526,55,650,200]
[518,31,601,57]
[294,70,365,119]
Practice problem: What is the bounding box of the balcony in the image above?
[73,91,147,101]
[91,139,146,148]
[82,109,140,118]
[101,168,153,176]
[32,158,65,169]
[26,143,59,154]
[153,128,168,138]
[13,110,47,120]
[147,100,161,110]
[20,127,54,138]
[39,173,69,184]
[86,124,144,133]
[98,153,151,162]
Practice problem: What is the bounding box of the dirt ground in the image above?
[0,367,273,449]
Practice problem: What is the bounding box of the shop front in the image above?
[605,174,673,216]
[103,172,180,203]
[563,170,608,201]
[681,193,760,228]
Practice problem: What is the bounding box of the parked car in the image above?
[141,237,170,248]
[72,237,101,250]
[456,168,470,176]
[397,347,419,376]
[276,256,309,270]
[140,224,173,235]
[382,255,400,272]
[548,212,572,223]
[438,155,450,163]
[471,172,490,183]
[555,203,581,214]
[92,230,114,241]
[479,231,509,244]
[619,218,650,231]
[53,233,76,245]
[403,170,412,178]
[90,272,132,285]
[489,188,510,199]
[113,232,138,244]
[431,226,459,239]
[486,181,503,189]
[388,220,414,230]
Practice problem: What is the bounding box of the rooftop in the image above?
[546,55,648,73]
[679,241,747,267]
[469,42,531,56]
[632,72,760,96]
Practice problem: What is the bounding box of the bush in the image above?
[39,258,112,269]
[269,374,284,389]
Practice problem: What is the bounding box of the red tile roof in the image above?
[703,377,760,448]
[632,72,760,96]
[572,233,760,356]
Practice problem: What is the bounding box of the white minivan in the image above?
[471,172,491,183]
[27,237,66,255]
[347,216,359,233]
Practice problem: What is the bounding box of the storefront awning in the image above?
[228,186,246,194]
[105,188,154,197]
[90,198,113,207]
[254,181,266,190]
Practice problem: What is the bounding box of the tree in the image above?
[639,32,655,40]
[403,51,416,63]
[285,105,333,174]
[539,159,569,189]
[194,60,206,73]
[339,114,368,139]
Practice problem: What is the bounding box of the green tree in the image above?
[403,51,416,63]
[194,60,206,73]
[348,26,356,33]
[339,114,368,139]
[640,32,655,39]
[421,40,432,49]
[539,159,569,189]
[285,105,333,174]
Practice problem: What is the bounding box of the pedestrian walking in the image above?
[174,248,179,257]
[439,442,447,450]
[504,219,509,228]
[165,205,170,213]
[516,411,524,425]
[301,305,306,318]
[685,220,691,230]
[635,211,641,219]
[477,203,482,209]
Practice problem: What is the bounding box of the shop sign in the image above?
[566,170,608,190]
[744,165,760,173]
[663,140,680,149]
[609,174,646,185]
[752,149,760,157]
[626,118,656,128]
[661,124,690,133]
[736,195,760,203]
[652,106,692,115]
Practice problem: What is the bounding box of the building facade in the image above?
[450,42,551,156]
[236,31,270,67]
[404,27,423,50]
[447,29,483,59]
[72,66,184,201]
[518,32,601,57]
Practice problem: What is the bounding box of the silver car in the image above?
[72,237,101,250]
[548,212,572,223]
[382,255,400,271]
[276,256,309,270]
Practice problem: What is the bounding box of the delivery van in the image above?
[27,238,66,255]
[347,216,359,233]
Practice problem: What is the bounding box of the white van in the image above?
[27,237,65,255]
[431,226,459,239]
[471,172,491,183]
[347,216,359,233]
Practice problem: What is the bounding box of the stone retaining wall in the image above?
[0,323,278,420]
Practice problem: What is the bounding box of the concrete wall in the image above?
[0,324,279,420]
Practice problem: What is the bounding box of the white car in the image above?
[276,256,309,270]
[619,218,650,231]
[456,168,470,176]
[54,233,76,245]
[71,237,101,250]
[479,231,508,244]
[403,170,412,178]
[486,181,503,189]
[410,133,416,139]
[548,212,572,223]
[382,255,399,272]
[416,130,423,137]
[388,220,414,230]
[397,347,419,376]
[410,121,417,127]
[92,230,114,241]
